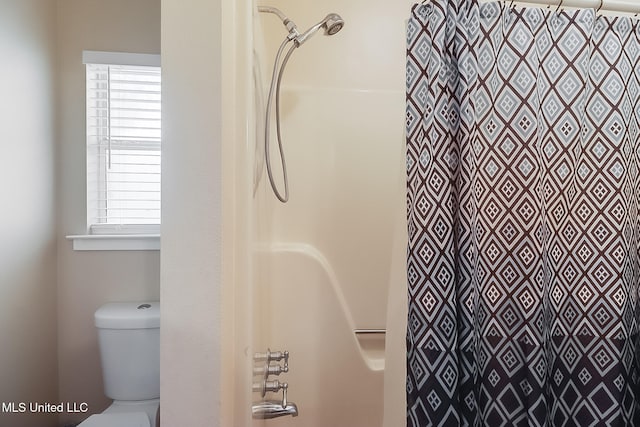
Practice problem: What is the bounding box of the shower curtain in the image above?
[406,1,640,426]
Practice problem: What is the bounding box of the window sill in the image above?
[66,234,160,251]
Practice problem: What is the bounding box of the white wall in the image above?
[256,0,407,330]
[0,1,58,426]
[256,1,410,425]
[160,0,225,425]
[55,1,161,424]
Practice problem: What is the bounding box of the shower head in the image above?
[294,13,345,46]
[258,6,344,46]
[323,14,345,36]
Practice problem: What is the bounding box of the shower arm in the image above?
[258,6,300,40]
[257,5,287,21]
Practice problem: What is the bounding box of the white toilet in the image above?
[78,302,160,427]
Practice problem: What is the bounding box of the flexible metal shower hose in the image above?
[264,37,298,203]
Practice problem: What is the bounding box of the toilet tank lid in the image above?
[95,302,160,329]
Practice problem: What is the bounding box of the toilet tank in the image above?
[95,302,160,401]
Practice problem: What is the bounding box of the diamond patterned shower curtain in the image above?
[406,1,640,426]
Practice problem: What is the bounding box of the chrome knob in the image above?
[252,380,287,396]
[253,349,289,364]
[253,363,289,377]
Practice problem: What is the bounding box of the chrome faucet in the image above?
[252,399,299,419]
[252,349,298,419]
[252,381,298,419]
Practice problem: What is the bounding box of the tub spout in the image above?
[252,400,299,419]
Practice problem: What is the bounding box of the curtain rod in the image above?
[483,0,640,14]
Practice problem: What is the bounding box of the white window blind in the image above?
[85,52,161,234]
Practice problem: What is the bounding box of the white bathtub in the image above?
[252,243,385,427]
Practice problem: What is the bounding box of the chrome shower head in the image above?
[258,7,345,47]
[323,13,345,36]
[295,13,345,46]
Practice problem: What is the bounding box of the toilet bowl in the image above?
[79,399,159,427]
[78,412,150,427]
[78,302,160,427]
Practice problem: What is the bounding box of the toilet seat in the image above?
[78,412,150,427]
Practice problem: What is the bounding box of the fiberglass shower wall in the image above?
[252,0,409,426]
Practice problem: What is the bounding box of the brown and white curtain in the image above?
[406,1,640,425]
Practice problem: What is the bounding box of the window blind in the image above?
[85,56,161,232]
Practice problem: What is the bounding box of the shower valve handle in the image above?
[265,380,287,393]
[252,349,291,398]
[253,380,288,397]
[254,363,289,377]
[254,349,289,365]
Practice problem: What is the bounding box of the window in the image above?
[84,51,161,235]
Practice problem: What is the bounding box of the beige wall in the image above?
[55,0,161,424]
[0,1,58,426]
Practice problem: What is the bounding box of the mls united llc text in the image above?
[1,401,88,413]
